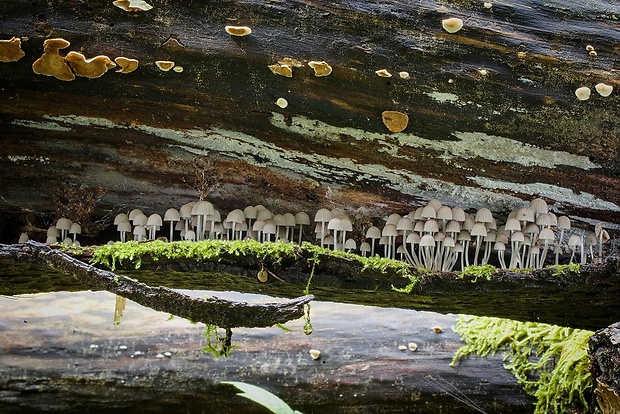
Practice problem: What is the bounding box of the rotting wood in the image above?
[0,241,313,328]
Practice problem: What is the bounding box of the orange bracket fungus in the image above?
[155,60,175,71]
[115,57,139,74]
[595,83,613,97]
[32,38,75,81]
[375,69,392,77]
[308,60,332,77]
[113,0,153,12]
[442,17,464,33]
[224,26,252,37]
[65,52,116,78]
[382,110,409,133]
[0,37,25,63]
[268,63,293,77]
[575,86,591,101]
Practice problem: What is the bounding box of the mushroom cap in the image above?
[386,213,402,225]
[474,208,494,223]
[225,25,252,36]
[283,213,297,227]
[56,217,73,231]
[117,221,132,232]
[314,208,332,223]
[18,232,29,243]
[539,227,555,241]
[243,206,258,219]
[366,226,381,239]
[32,38,75,81]
[268,63,293,77]
[406,232,421,244]
[381,110,409,133]
[308,60,332,77]
[128,208,143,221]
[184,230,196,241]
[451,207,466,222]
[494,241,506,251]
[147,213,163,227]
[444,220,461,234]
[470,222,487,237]
[155,60,175,71]
[396,217,414,231]
[595,83,613,97]
[133,213,148,226]
[69,222,82,234]
[65,51,116,79]
[359,242,371,252]
[114,213,129,225]
[529,198,549,214]
[328,217,343,231]
[133,225,147,236]
[420,234,436,247]
[567,234,582,247]
[344,238,357,250]
[423,219,439,234]
[256,208,273,221]
[179,203,194,219]
[420,205,437,219]
[252,220,266,231]
[0,37,25,63]
[295,211,310,225]
[192,201,214,216]
[113,0,153,12]
[278,58,304,68]
[272,214,286,226]
[442,17,464,33]
[381,224,398,237]
[505,217,521,232]
[436,206,453,221]
[164,208,180,222]
[47,226,61,237]
[115,57,139,74]
[575,86,591,101]
[46,236,58,244]
[375,69,392,78]
[226,209,246,223]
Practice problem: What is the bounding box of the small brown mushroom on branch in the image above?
[65,52,116,78]
[32,38,75,81]
[155,60,175,71]
[382,110,409,133]
[308,60,332,77]
[268,63,293,77]
[0,37,25,63]
[115,57,139,74]
[113,0,153,12]
[225,26,252,36]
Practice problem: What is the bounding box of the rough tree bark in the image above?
[0,241,313,328]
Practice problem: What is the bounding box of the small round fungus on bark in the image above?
[381,110,409,133]
[32,38,75,81]
[575,86,591,101]
[225,26,252,36]
[65,52,116,78]
[442,17,464,33]
[595,83,613,97]
[268,63,293,77]
[375,69,392,77]
[113,0,153,12]
[155,60,175,71]
[173,65,184,73]
[276,97,288,108]
[0,37,25,63]
[308,60,332,77]
[115,57,139,74]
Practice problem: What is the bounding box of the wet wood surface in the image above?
[0,290,533,413]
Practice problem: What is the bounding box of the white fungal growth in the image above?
[309,349,321,360]
[442,18,463,33]
[375,69,392,77]
[399,71,410,79]
[408,342,418,351]
[595,83,613,97]
[398,345,407,351]
[575,86,591,101]
[276,97,288,108]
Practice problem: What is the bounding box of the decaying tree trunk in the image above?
[0,241,313,328]
[590,322,620,414]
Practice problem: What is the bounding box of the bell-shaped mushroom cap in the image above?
[117,221,132,232]
[308,60,332,77]
[226,209,246,223]
[244,206,258,219]
[511,231,525,243]
[314,208,332,223]
[381,111,409,133]
[359,242,371,253]
[115,57,139,74]
[444,220,461,234]
[441,17,464,33]
[406,232,421,244]
[382,224,399,237]
[65,52,116,78]
[164,208,180,222]
[56,217,73,231]
[366,226,381,239]
[443,236,456,248]
[47,226,61,237]
[421,205,437,219]
[516,207,535,222]
[179,203,194,220]
[344,238,357,250]
[256,208,273,221]
[114,213,129,225]
[328,217,343,231]
[262,222,277,236]
[174,221,185,231]
[420,234,436,247]
[451,207,466,222]
[323,234,335,246]
[225,25,252,36]
[529,198,549,214]
[283,212,297,227]
[457,229,471,241]
[147,213,163,227]
[585,234,597,246]
[133,225,146,237]
[523,222,539,235]
[32,38,75,81]
[272,214,286,227]
[536,213,557,227]
[386,213,402,225]
[462,214,475,231]
[484,231,496,242]
[396,217,414,231]
[474,208,493,223]
[470,222,487,237]
[496,233,509,244]
[539,227,555,242]
[436,206,453,221]
[192,201,214,216]
[0,37,25,62]
[423,219,439,234]
[412,207,424,220]
[414,220,425,233]
[494,241,506,251]
[128,209,143,221]
[69,222,82,234]
[62,237,73,245]
[427,199,442,211]
[18,232,29,243]
[184,229,196,241]
[595,83,613,97]
[452,242,464,253]
[133,213,148,226]
[568,234,582,248]
[434,231,446,242]
[505,217,521,232]
[252,220,266,232]
[155,60,175,71]
[295,211,310,225]
[46,236,58,244]
[113,0,153,12]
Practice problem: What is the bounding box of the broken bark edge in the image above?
[0,241,314,328]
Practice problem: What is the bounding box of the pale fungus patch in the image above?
[595,83,613,97]
[589,50,597,57]
[308,60,332,77]
[276,97,288,108]
[278,57,303,68]
[113,0,153,12]
[381,110,409,133]
[115,57,139,73]
[483,2,493,9]
[65,52,116,78]
[408,342,418,351]
[0,37,25,63]
[172,65,184,73]
[155,60,175,71]
[375,69,392,78]
[441,17,463,34]
[268,63,293,77]
[309,349,321,360]
[224,25,252,36]
[398,345,407,351]
[586,45,595,52]
[398,71,410,79]
[574,86,591,101]
[32,38,75,81]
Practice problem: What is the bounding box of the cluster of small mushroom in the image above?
[30,217,84,246]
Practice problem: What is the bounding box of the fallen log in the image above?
[0,241,313,328]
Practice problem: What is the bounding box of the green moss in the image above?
[547,263,581,277]
[451,315,593,414]
[459,264,497,282]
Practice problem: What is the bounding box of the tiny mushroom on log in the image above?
[0,37,25,62]
[268,63,293,77]
[381,110,409,133]
[308,60,332,77]
[224,26,252,36]
[575,86,591,101]
[595,83,613,97]
[375,69,392,77]
[32,38,75,81]
[155,60,175,71]
[113,0,153,12]
[65,52,116,79]
[114,57,139,74]
[442,18,464,33]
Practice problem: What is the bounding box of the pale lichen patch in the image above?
[425,91,460,103]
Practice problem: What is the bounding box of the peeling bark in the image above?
[0,241,313,328]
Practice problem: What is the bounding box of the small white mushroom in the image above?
[375,69,392,78]
[575,86,591,101]
[155,60,175,71]
[308,60,332,77]
[408,342,418,351]
[398,71,410,79]
[309,349,321,360]
[595,83,613,97]
[276,97,288,108]
[442,18,464,34]
[225,26,252,37]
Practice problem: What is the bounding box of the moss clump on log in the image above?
[451,315,594,414]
